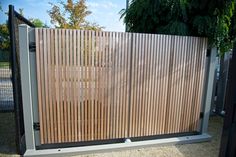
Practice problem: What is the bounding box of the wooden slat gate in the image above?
[35,28,208,145]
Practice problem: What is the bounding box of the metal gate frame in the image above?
[8,5,35,154]
[18,24,216,156]
[219,42,236,157]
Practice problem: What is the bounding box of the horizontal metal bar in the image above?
[36,132,199,150]
[0,110,15,113]
[14,10,35,27]
[24,133,211,157]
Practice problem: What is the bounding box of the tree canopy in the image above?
[121,0,236,53]
[30,18,48,28]
[48,0,103,30]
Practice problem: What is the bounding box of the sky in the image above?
[0,0,126,32]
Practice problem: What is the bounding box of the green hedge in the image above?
[0,50,10,62]
[0,62,10,68]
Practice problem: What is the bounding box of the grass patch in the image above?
[0,62,10,68]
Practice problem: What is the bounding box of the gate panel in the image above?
[129,35,207,137]
[35,29,131,144]
[35,28,207,144]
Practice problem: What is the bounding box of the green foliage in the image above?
[0,4,47,62]
[0,3,10,61]
[0,3,2,12]
[0,24,9,51]
[0,62,10,68]
[48,0,103,30]
[30,18,47,28]
[19,8,24,16]
[19,8,47,28]
[0,51,10,62]
[121,0,236,53]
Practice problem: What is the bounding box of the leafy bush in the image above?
[121,0,236,53]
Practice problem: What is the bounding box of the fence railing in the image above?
[7,5,35,154]
[0,64,14,111]
[0,4,32,113]
[34,28,208,144]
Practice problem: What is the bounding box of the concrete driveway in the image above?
[0,113,223,157]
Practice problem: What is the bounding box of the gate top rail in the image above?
[35,27,208,40]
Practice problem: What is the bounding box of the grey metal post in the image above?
[216,51,232,115]
[209,61,218,115]
[28,27,40,146]
[19,24,35,150]
[202,47,217,133]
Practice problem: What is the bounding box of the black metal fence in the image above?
[1,5,35,113]
[7,5,35,154]
[0,62,13,112]
[219,42,236,157]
